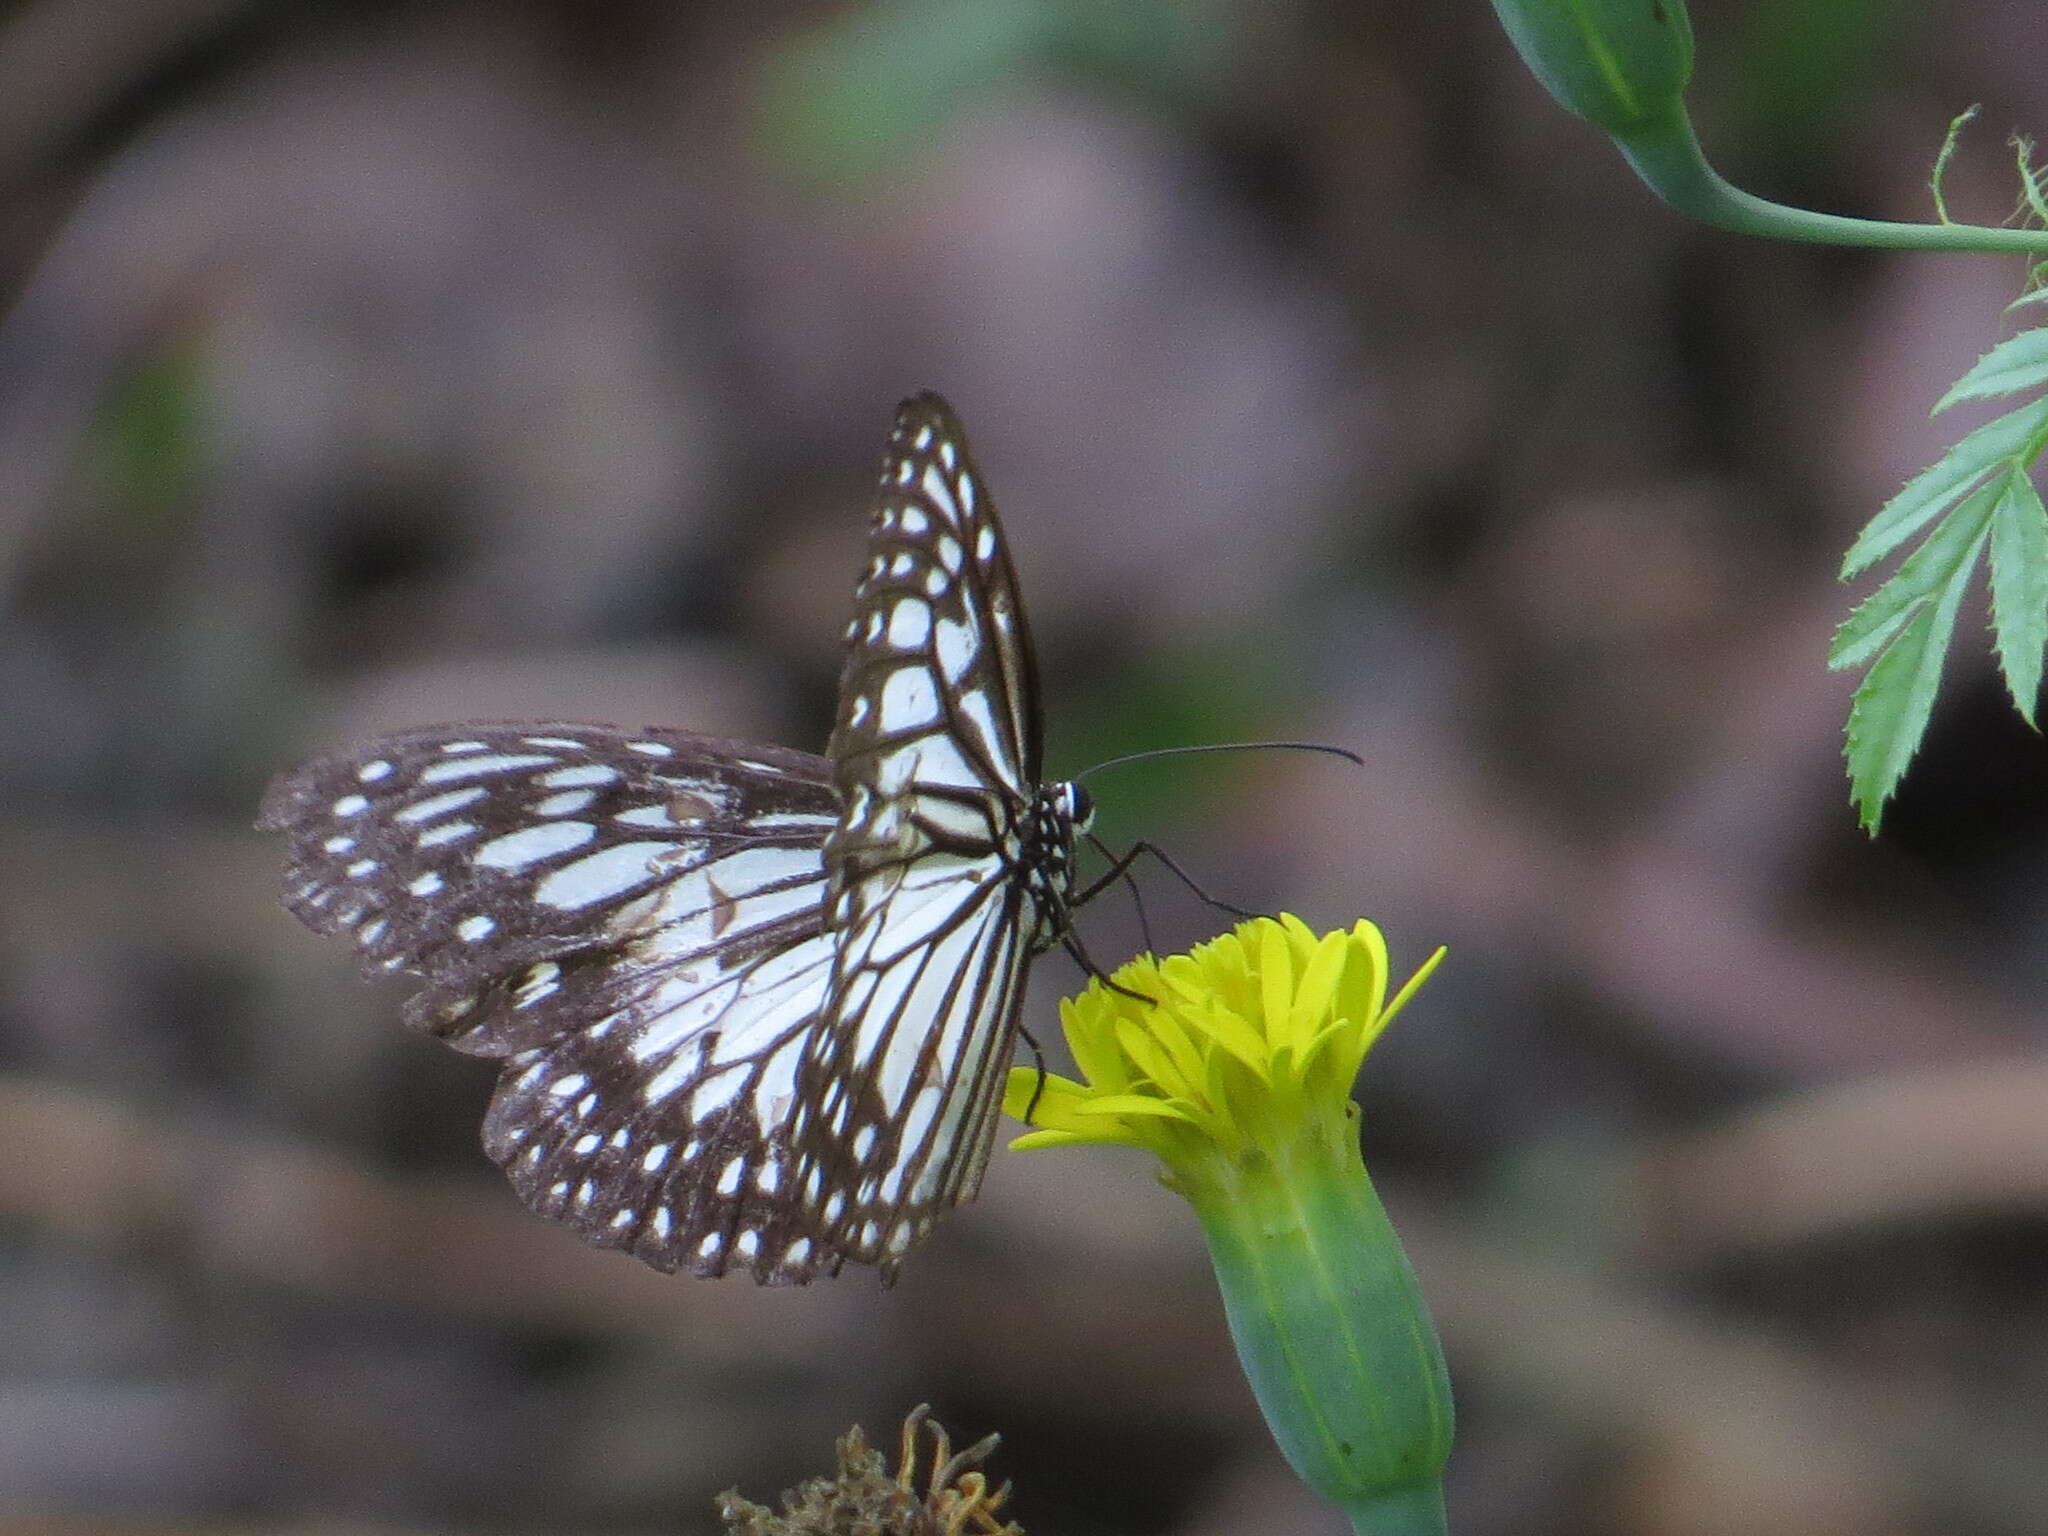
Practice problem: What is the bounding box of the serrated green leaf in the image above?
[1988,467,2048,726]
[1934,328,2048,411]
[1831,481,2000,669]
[1841,396,2048,577]
[1846,519,1992,832]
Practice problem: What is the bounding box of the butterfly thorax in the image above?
[1022,780,1090,953]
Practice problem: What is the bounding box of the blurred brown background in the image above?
[4,1,2048,1532]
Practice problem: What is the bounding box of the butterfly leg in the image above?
[1083,830,1155,954]
[1074,840,1261,922]
[1059,926,1154,1005]
[1015,1023,1052,1124]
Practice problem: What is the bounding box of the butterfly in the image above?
[258,393,1096,1284]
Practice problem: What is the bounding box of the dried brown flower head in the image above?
[720,1403,1019,1536]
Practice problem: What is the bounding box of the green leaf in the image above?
[1840,396,2048,577]
[1831,480,2000,669]
[1845,517,1992,832]
[1988,467,2048,726]
[1934,327,2048,411]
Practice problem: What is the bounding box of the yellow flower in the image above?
[1005,913,1443,1175]
[1005,914,1454,1535]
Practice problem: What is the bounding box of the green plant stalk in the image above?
[1614,96,2048,253]
[1181,1111,1452,1536]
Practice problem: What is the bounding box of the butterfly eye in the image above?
[1066,783,1095,834]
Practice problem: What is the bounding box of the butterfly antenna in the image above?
[1073,739,1362,784]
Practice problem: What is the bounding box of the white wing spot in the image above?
[756,1162,780,1193]
[475,820,597,871]
[533,789,598,817]
[735,1229,760,1259]
[419,752,556,784]
[901,507,930,535]
[852,1126,877,1161]
[520,736,586,749]
[358,917,388,945]
[642,1143,672,1174]
[440,741,489,754]
[345,858,378,878]
[627,741,675,757]
[574,1133,601,1155]
[417,821,478,847]
[938,439,958,472]
[548,1073,588,1097]
[957,471,976,514]
[849,695,872,727]
[888,552,915,578]
[786,1238,812,1266]
[888,598,931,649]
[653,1208,672,1239]
[457,914,496,942]
[357,760,394,782]
[934,616,977,682]
[860,1220,882,1250]
[913,424,934,449]
[716,1156,744,1195]
[880,667,940,730]
[610,1209,635,1229]
[407,871,443,896]
[923,567,946,597]
[936,536,962,574]
[321,835,355,854]
[535,842,669,908]
[540,763,621,789]
[975,525,996,561]
[332,795,369,817]
[697,1231,723,1259]
[396,786,487,824]
[514,962,561,1005]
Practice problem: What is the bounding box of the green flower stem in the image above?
[1181,1112,1452,1536]
[1612,96,2048,253]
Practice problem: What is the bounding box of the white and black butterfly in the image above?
[259,393,1094,1284]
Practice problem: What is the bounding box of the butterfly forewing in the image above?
[258,724,853,1281]
[793,393,1070,1267]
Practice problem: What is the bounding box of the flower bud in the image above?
[1489,0,1694,132]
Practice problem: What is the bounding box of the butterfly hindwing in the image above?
[258,724,852,1280]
